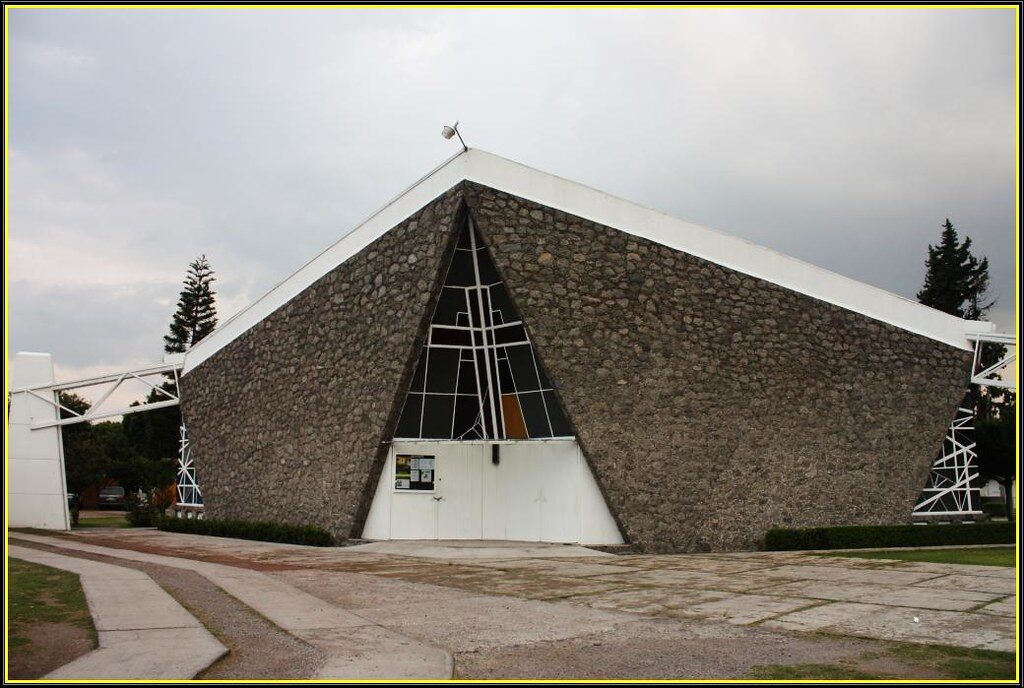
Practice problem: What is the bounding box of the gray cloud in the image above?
[8,8,1016,389]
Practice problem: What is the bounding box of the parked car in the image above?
[97,485,125,509]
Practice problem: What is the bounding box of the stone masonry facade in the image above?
[462,183,972,552]
[182,180,972,552]
[181,188,466,538]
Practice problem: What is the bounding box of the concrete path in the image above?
[44,529,1016,653]
[345,539,613,559]
[9,545,226,679]
[10,534,452,680]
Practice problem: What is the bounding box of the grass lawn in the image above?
[826,546,1016,567]
[75,515,129,529]
[7,558,98,678]
[750,641,1016,680]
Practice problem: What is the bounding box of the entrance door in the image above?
[435,444,482,539]
[373,441,483,540]
[362,440,623,544]
[482,440,580,542]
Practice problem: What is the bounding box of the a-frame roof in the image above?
[182,148,991,373]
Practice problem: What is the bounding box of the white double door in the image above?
[362,440,623,544]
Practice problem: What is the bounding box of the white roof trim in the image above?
[183,148,990,373]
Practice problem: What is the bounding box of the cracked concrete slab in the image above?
[975,597,1017,617]
[594,568,793,592]
[278,569,629,653]
[567,586,732,615]
[763,601,1016,651]
[759,564,945,586]
[913,574,1017,596]
[674,594,822,625]
[758,579,1001,611]
[887,560,1018,578]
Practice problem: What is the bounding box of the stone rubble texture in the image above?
[182,182,972,552]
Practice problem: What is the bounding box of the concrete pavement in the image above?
[11,529,1017,676]
[46,530,1016,653]
[9,545,226,679]
[10,533,452,679]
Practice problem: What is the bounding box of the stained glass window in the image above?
[395,217,572,440]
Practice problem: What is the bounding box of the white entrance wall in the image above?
[8,352,71,530]
[362,440,623,544]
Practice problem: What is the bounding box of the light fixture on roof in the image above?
[441,120,467,152]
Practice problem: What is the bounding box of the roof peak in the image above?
[183,148,991,373]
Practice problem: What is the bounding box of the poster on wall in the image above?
[395,454,435,491]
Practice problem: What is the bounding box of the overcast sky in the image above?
[7,7,1017,401]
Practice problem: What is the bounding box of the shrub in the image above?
[125,492,160,527]
[152,483,177,512]
[156,516,334,546]
[764,522,1015,551]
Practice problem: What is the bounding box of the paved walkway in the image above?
[43,530,1015,653]
[9,545,226,679]
[10,534,451,679]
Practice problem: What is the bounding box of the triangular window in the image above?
[395,216,572,440]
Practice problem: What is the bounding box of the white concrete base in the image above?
[362,440,624,544]
[9,545,226,679]
[8,353,69,530]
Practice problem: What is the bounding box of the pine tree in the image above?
[164,255,218,353]
[916,219,1005,417]
[916,219,994,318]
[124,256,218,463]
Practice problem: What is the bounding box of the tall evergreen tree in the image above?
[916,220,1012,521]
[164,255,218,352]
[916,219,1005,418]
[124,255,218,463]
[916,219,993,318]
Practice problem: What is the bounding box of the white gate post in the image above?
[8,352,70,530]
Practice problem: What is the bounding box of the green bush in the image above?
[156,515,334,546]
[125,492,160,527]
[764,522,1015,551]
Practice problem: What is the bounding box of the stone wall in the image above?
[462,183,972,552]
[180,188,465,538]
[182,179,972,552]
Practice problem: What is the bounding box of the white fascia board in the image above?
[183,148,988,374]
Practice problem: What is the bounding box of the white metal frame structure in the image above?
[913,332,1017,519]
[968,332,1016,390]
[913,407,981,517]
[176,424,203,507]
[7,353,202,526]
[8,358,185,429]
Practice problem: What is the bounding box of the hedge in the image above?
[157,516,334,546]
[764,522,1015,551]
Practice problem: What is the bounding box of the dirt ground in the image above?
[450,621,964,680]
[7,558,96,679]
[7,620,94,679]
